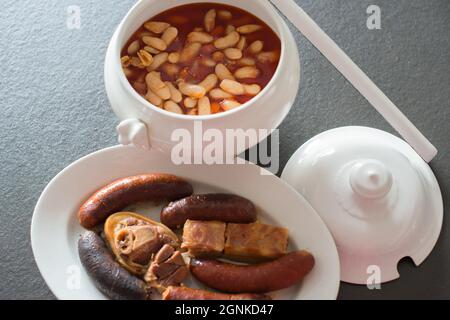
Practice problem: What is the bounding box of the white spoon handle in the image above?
[270,0,438,162]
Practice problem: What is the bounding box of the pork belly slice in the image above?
[224,222,289,261]
[181,220,226,257]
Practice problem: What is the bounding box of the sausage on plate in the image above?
[78,231,150,300]
[78,174,193,228]
[190,251,315,293]
[162,286,271,300]
[160,194,257,229]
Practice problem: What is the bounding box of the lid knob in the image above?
[349,160,393,199]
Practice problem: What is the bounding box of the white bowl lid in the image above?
[282,126,443,284]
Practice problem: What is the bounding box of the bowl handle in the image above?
[116,118,150,149]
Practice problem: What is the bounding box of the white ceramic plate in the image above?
[31,145,340,300]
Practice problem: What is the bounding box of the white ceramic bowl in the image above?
[105,0,300,154]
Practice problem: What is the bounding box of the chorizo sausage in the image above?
[190,251,315,293]
[162,286,271,300]
[78,174,193,228]
[160,194,257,228]
[78,231,150,300]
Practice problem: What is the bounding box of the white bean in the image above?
[187,31,214,44]
[145,89,163,107]
[257,51,279,63]
[145,72,171,100]
[224,48,243,60]
[234,66,260,79]
[164,101,183,114]
[187,108,198,115]
[130,56,144,68]
[143,46,160,55]
[151,71,162,79]
[244,84,261,96]
[221,99,242,111]
[204,9,216,32]
[248,40,264,54]
[144,21,170,34]
[214,31,240,49]
[137,50,153,67]
[236,36,247,51]
[179,82,207,99]
[238,57,256,66]
[201,58,217,67]
[225,25,236,35]
[215,63,235,81]
[198,96,211,115]
[148,52,168,71]
[161,27,178,46]
[220,79,245,95]
[184,97,198,109]
[180,42,202,63]
[236,24,262,34]
[127,40,140,55]
[166,81,183,103]
[168,52,180,64]
[142,36,167,51]
[209,88,233,100]
[199,74,218,92]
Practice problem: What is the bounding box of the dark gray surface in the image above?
[0,0,448,300]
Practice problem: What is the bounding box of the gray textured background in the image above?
[0,0,448,300]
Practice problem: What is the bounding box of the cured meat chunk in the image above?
[224,222,289,261]
[181,220,226,257]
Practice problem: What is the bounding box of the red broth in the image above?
[121,3,281,115]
